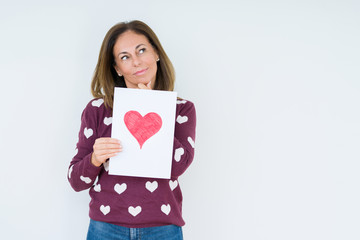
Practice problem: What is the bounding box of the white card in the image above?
[109,88,177,179]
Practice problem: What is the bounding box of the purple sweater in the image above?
[68,97,196,228]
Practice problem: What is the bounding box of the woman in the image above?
[68,20,196,240]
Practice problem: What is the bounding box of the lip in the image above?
[134,68,148,76]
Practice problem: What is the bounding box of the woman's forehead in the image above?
[114,31,150,52]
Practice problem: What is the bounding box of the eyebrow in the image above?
[117,44,146,57]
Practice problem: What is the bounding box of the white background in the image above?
[0,0,359,239]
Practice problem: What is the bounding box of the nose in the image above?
[132,55,142,67]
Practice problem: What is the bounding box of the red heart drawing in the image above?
[124,111,162,149]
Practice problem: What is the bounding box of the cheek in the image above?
[119,64,132,75]
[114,62,123,73]
[147,57,158,68]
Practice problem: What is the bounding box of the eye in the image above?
[120,55,129,61]
[139,48,146,54]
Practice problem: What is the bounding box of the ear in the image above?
[113,64,122,76]
[152,47,159,61]
[155,52,160,62]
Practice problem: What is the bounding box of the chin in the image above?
[138,78,151,84]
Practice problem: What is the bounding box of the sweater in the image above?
[68,97,196,228]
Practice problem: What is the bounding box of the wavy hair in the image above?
[91,20,175,108]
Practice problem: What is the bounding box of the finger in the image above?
[96,152,120,162]
[146,81,152,89]
[96,138,121,144]
[94,151,121,163]
[105,143,122,150]
[95,141,121,149]
[95,142,122,150]
[138,82,151,90]
[94,148,122,156]
[137,83,148,89]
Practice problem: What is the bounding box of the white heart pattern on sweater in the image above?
[187,136,195,148]
[100,205,110,215]
[92,99,104,107]
[104,117,112,126]
[128,206,142,217]
[174,148,184,162]
[114,183,127,195]
[176,100,187,104]
[84,128,93,139]
[145,181,158,193]
[103,161,109,172]
[176,115,188,124]
[80,176,92,184]
[94,184,101,192]
[161,204,171,215]
[68,165,73,179]
[169,180,178,191]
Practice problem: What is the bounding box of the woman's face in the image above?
[113,31,159,89]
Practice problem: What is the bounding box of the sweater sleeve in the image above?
[171,100,196,178]
[68,101,102,192]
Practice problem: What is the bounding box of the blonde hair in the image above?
[91,20,175,108]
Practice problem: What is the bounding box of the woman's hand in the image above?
[137,81,152,90]
[91,137,122,167]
